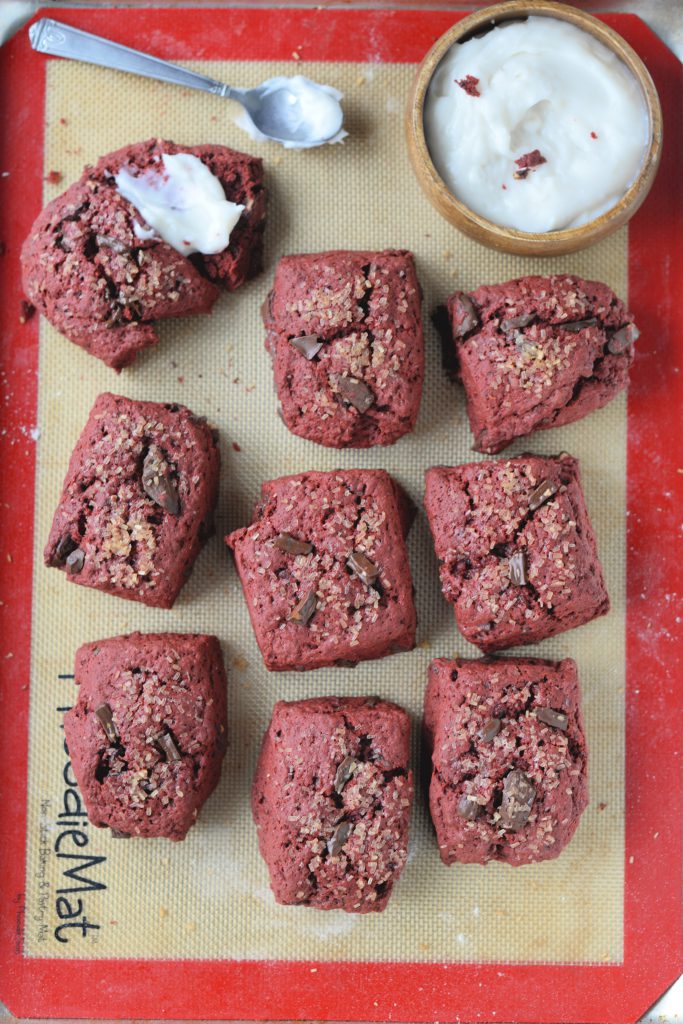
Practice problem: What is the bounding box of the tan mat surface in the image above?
[25,57,625,963]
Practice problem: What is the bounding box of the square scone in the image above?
[64,633,228,841]
[424,657,588,866]
[447,275,637,453]
[424,453,609,652]
[226,469,417,670]
[45,393,220,609]
[263,249,424,447]
[252,696,413,912]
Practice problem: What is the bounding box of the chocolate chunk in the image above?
[142,445,180,516]
[528,478,558,511]
[607,323,639,354]
[106,305,124,328]
[156,730,182,762]
[513,167,530,180]
[273,533,313,556]
[19,300,36,323]
[479,717,502,743]
[65,547,85,574]
[110,828,131,839]
[330,373,375,414]
[508,551,528,586]
[501,313,534,332]
[288,588,317,625]
[457,794,482,820]
[260,291,274,324]
[289,333,323,360]
[95,703,119,744]
[514,334,536,356]
[499,769,535,831]
[347,550,379,586]
[560,318,598,333]
[55,534,78,563]
[536,707,569,731]
[327,819,353,856]
[107,749,127,775]
[451,292,479,337]
[334,756,358,795]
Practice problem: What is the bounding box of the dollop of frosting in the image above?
[115,152,245,256]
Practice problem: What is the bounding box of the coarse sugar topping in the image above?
[80,658,210,831]
[75,411,184,591]
[428,660,586,864]
[266,251,423,448]
[244,473,391,644]
[47,396,217,605]
[450,275,637,453]
[261,700,412,908]
[425,453,607,651]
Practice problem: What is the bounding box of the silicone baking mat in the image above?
[0,7,681,1023]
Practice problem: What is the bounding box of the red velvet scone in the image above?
[45,393,219,608]
[424,453,609,652]
[252,696,413,911]
[264,250,424,447]
[447,275,638,453]
[226,469,417,670]
[22,139,265,369]
[64,633,228,841]
[424,657,588,865]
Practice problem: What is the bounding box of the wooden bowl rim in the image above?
[407,0,663,247]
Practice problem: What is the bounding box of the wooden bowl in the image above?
[405,0,662,256]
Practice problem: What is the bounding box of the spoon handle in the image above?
[29,18,233,98]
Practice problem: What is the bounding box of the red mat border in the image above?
[0,8,681,1023]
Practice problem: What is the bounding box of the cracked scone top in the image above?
[424,657,588,865]
[424,453,609,652]
[65,633,228,841]
[252,696,413,911]
[226,469,417,670]
[21,139,266,369]
[263,250,424,448]
[45,393,219,609]
[447,275,637,453]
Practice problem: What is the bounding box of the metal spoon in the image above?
[28,18,345,148]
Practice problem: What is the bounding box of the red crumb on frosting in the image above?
[44,170,63,184]
[515,150,547,170]
[590,131,598,140]
[456,75,481,97]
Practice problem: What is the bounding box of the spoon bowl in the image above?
[231,77,345,148]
